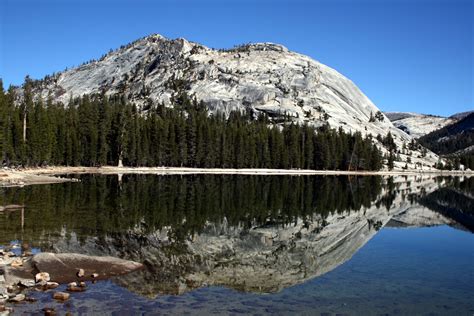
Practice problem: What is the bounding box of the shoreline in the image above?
[1,166,473,187]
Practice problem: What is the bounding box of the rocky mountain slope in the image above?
[450,110,474,121]
[385,112,456,139]
[21,34,439,168]
[419,112,474,156]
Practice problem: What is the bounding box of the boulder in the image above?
[31,253,143,283]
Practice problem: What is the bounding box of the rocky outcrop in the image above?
[385,112,456,139]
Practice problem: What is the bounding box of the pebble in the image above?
[67,285,85,292]
[9,259,22,268]
[35,272,50,283]
[52,292,70,301]
[0,305,13,316]
[45,282,59,290]
[18,280,35,288]
[8,294,25,303]
[76,268,85,278]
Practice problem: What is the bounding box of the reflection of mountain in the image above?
[40,175,471,297]
[418,179,474,232]
[388,177,474,232]
[1,175,472,297]
[387,206,456,228]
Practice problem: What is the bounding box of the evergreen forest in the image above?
[0,79,383,170]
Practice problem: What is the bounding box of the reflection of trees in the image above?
[419,177,474,232]
[0,175,383,244]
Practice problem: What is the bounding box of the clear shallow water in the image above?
[1,174,473,315]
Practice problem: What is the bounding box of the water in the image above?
[1,174,473,315]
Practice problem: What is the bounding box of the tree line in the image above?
[0,79,383,170]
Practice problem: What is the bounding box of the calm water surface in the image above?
[0,174,473,315]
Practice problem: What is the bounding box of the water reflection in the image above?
[0,175,473,298]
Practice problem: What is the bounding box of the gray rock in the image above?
[18,279,35,287]
[31,253,143,283]
[8,294,25,302]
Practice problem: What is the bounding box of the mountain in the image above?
[419,112,474,155]
[385,112,456,139]
[19,34,439,168]
[449,110,474,121]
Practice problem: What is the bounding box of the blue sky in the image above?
[0,0,472,116]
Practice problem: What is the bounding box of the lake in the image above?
[1,174,473,315]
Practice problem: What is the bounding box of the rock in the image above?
[18,279,35,287]
[66,282,85,292]
[42,308,56,316]
[0,275,5,283]
[9,259,22,268]
[0,305,13,315]
[76,268,85,278]
[91,273,99,279]
[8,294,25,302]
[35,272,50,283]
[32,253,143,283]
[66,285,85,292]
[37,281,59,291]
[45,282,59,289]
[52,292,70,301]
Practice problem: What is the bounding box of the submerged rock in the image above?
[31,253,143,283]
[42,307,56,316]
[52,292,69,301]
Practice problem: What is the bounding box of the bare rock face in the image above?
[385,112,456,139]
[21,34,438,167]
[31,253,144,283]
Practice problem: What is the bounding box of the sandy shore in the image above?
[0,166,472,187]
